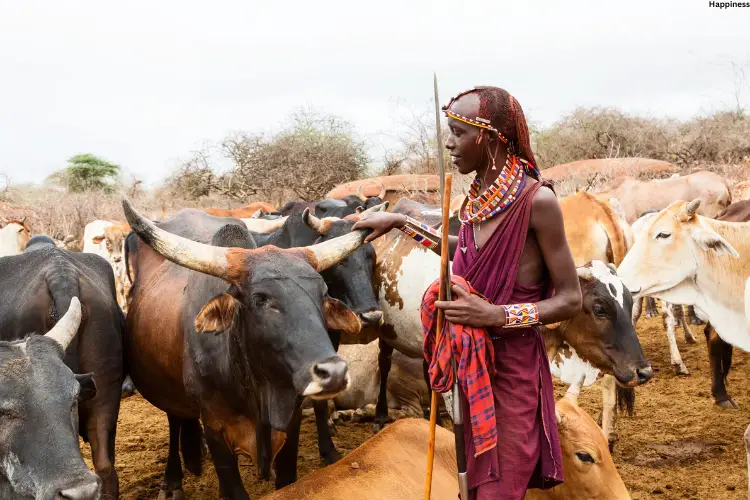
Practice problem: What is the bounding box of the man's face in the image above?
[445,93,486,175]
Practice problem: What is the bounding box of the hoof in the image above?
[372,421,387,433]
[673,363,689,376]
[716,398,740,410]
[327,422,337,437]
[608,440,615,454]
[321,448,342,465]
[685,334,697,345]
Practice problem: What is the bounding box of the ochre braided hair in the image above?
[445,86,539,179]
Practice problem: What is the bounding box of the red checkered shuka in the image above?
[421,276,497,457]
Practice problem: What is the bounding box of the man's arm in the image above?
[529,186,582,324]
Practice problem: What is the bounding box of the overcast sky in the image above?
[1,0,748,186]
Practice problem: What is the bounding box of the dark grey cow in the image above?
[0,235,123,499]
[0,298,101,500]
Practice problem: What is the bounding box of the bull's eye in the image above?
[575,451,595,464]
[592,304,607,317]
[655,231,671,240]
[251,294,269,308]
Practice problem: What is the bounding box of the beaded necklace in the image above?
[459,154,526,226]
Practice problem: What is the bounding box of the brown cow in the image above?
[203,201,276,218]
[265,393,629,500]
[542,158,679,184]
[596,170,731,223]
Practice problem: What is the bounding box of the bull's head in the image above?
[123,199,375,409]
[618,199,739,301]
[302,205,386,329]
[0,298,101,500]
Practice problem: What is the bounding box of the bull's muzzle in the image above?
[360,310,384,327]
[302,357,350,400]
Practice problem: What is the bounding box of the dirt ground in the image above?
[82,315,750,499]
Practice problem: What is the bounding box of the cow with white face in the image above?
[0,219,31,257]
[82,220,131,312]
[618,199,748,351]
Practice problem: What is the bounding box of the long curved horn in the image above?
[356,185,367,203]
[122,198,230,279]
[377,182,387,200]
[302,229,370,271]
[302,208,329,235]
[46,297,82,351]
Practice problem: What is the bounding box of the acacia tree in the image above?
[168,109,369,203]
[47,154,121,193]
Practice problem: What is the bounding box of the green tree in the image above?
[47,154,121,193]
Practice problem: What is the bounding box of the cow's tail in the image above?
[588,193,628,266]
[617,386,636,417]
[180,419,205,477]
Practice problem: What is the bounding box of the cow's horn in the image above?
[377,182,387,200]
[302,229,370,272]
[356,185,367,203]
[355,206,364,214]
[46,297,82,351]
[302,208,329,235]
[359,201,389,216]
[576,266,594,281]
[685,198,701,217]
[122,198,230,279]
[250,209,263,219]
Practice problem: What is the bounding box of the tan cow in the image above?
[203,201,276,218]
[560,192,629,266]
[732,180,750,202]
[0,219,31,257]
[266,393,629,500]
[596,170,731,223]
[543,158,679,184]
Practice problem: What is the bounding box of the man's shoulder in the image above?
[531,182,559,210]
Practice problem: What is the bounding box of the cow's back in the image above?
[560,192,628,266]
[265,419,458,500]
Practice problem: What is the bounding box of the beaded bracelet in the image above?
[397,216,440,250]
[502,303,540,329]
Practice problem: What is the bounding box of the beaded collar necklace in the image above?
[459,154,526,225]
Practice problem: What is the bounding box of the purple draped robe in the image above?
[452,180,564,499]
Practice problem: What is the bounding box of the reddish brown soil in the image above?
[81,316,750,499]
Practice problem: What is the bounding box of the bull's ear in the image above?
[75,373,97,402]
[323,297,361,335]
[195,287,242,335]
[691,227,739,258]
[92,235,105,244]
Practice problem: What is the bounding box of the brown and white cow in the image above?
[82,219,132,312]
[542,157,679,185]
[0,219,31,257]
[266,391,630,500]
[596,170,731,223]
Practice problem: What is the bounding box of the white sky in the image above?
[0,0,748,186]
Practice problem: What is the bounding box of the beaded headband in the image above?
[442,87,509,144]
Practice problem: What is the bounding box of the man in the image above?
[353,86,582,499]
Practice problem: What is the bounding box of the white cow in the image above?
[616,199,750,494]
[630,211,696,375]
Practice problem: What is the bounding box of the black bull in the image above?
[0,235,123,499]
[122,203,376,500]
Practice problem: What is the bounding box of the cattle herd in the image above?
[1,159,750,499]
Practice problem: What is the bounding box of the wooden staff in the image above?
[424,171,453,500]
